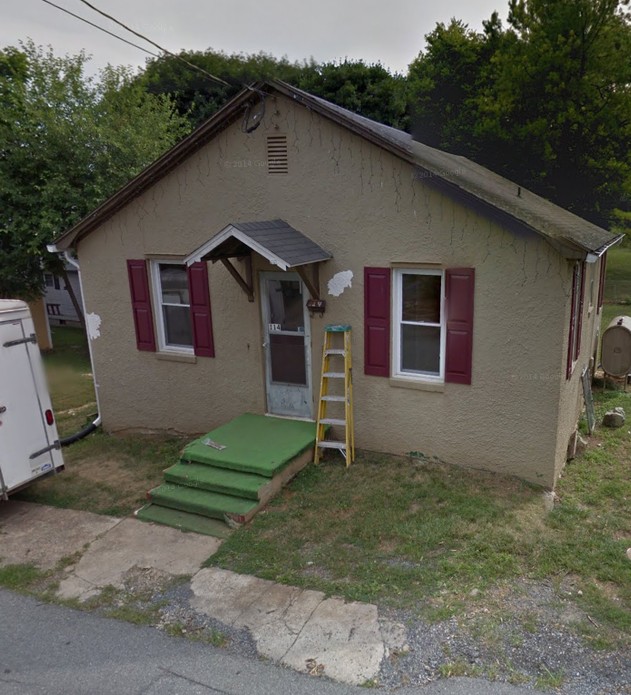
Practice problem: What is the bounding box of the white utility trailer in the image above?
[0,299,64,498]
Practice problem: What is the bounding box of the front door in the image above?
[261,272,312,418]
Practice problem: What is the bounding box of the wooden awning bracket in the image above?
[219,255,254,301]
[216,255,324,306]
[295,264,321,302]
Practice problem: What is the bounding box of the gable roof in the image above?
[52,80,622,258]
[184,219,332,270]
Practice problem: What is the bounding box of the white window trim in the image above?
[392,268,446,382]
[150,260,194,355]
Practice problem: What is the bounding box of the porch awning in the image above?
[184,219,332,270]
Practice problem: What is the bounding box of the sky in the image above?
[2,0,505,76]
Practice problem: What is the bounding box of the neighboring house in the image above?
[43,264,81,325]
[51,80,621,489]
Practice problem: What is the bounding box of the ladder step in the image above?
[323,372,345,378]
[318,440,347,449]
[321,395,345,402]
[320,418,346,426]
[325,349,346,356]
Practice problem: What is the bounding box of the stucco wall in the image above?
[78,94,572,487]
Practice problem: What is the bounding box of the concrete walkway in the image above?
[0,501,532,691]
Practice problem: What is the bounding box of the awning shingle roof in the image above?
[184,219,332,270]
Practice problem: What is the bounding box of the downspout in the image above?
[47,246,101,443]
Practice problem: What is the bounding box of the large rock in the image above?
[602,409,625,428]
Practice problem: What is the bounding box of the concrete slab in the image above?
[380,618,409,658]
[282,598,384,686]
[239,583,326,662]
[0,501,119,570]
[58,518,221,600]
[190,567,271,624]
[189,568,387,686]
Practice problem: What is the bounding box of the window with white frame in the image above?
[568,261,584,364]
[393,268,445,379]
[151,262,193,352]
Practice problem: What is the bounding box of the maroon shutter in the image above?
[445,268,474,385]
[597,252,607,311]
[127,259,156,352]
[187,261,215,358]
[364,267,390,376]
[566,263,579,379]
[574,262,585,360]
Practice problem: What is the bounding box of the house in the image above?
[50,80,622,489]
[43,264,82,325]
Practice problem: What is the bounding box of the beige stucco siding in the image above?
[78,94,572,487]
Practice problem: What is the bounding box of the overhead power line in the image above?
[76,0,229,86]
[41,0,161,59]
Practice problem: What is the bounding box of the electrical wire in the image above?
[40,0,161,59]
[75,0,229,86]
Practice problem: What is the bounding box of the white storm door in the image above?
[260,272,312,419]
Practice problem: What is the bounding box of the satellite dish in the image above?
[242,97,266,133]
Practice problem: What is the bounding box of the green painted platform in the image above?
[164,462,268,500]
[138,413,317,538]
[182,413,316,477]
[135,504,232,539]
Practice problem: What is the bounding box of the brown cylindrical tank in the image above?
[601,316,631,377]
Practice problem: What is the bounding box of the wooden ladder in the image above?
[314,325,355,466]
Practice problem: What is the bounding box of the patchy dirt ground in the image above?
[62,568,631,694]
[373,577,631,693]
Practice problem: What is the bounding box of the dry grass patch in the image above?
[17,431,188,516]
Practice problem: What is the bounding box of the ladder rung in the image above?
[320,418,346,426]
[323,372,345,378]
[321,395,345,402]
[318,440,347,449]
[325,349,346,356]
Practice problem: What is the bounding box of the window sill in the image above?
[155,351,197,364]
[389,377,445,393]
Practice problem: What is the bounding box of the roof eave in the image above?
[585,232,625,261]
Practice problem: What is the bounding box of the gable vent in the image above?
[267,135,288,174]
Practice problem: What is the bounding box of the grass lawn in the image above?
[208,388,631,642]
[16,326,188,517]
[604,246,631,305]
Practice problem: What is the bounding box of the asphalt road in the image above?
[0,589,534,695]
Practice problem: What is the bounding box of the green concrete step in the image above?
[164,462,267,500]
[135,504,232,539]
[148,483,258,523]
[182,413,316,478]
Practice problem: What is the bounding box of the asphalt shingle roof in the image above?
[52,79,621,257]
[285,84,619,255]
[185,219,331,269]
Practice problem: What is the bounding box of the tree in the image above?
[0,41,190,300]
[140,50,408,130]
[140,50,307,128]
[408,1,631,228]
[295,60,409,130]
